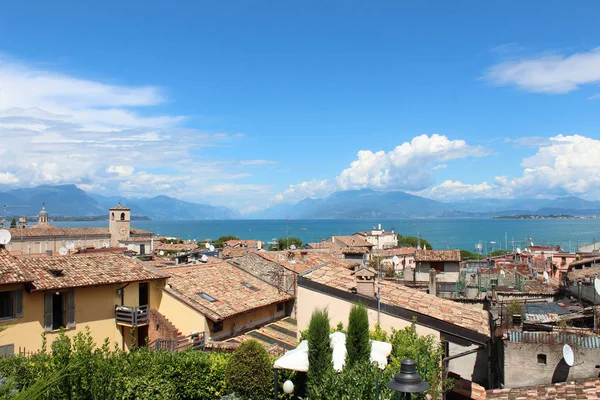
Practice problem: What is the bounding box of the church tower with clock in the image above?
[109,204,131,247]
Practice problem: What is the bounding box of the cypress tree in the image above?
[346,303,371,367]
[10,218,16,228]
[307,307,332,395]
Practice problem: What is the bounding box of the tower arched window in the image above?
[120,213,125,221]
[111,212,114,220]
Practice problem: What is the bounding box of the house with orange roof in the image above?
[297,261,493,387]
[157,261,293,340]
[0,247,168,355]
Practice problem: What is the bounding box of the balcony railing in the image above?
[115,305,149,327]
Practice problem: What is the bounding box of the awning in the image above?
[273,331,392,372]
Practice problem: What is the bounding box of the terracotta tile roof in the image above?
[154,241,197,251]
[333,235,374,248]
[161,262,292,322]
[119,237,152,243]
[6,226,152,238]
[301,262,490,337]
[224,240,260,248]
[486,378,600,399]
[129,228,153,236]
[221,246,258,259]
[256,250,359,274]
[380,247,417,257]
[0,247,33,285]
[569,265,600,281]
[19,252,167,291]
[226,317,298,356]
[448,372,487,399]
[110,205,130,210]
[305,241,333,249]
[415,250,461,262]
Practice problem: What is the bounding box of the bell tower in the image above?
[37,203,49,226]
[109,204,131,247]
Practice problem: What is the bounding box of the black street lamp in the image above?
[386,358,430,399]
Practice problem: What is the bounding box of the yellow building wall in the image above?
[157,291,208,337]
[296,286,440,339]
[6,237,111,256]
[0,280,166,353]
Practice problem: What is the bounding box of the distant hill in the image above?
[247,189,450,219]
[247,190,600,219]
[0,184,240,220]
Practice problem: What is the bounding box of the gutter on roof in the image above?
[298,276,490,345]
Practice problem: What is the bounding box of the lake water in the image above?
[51,218,600,252]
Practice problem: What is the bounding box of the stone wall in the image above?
[503,339,600,388]
[148,308,181,343]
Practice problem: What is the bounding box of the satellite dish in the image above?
[290,244,296,250]
[500,270,506,277]
[208,245,215,252]
[516,248,521,254]
[59,247,68,256]
[563,344,575,367]
[392,256,400,265]
[543,271,549,281]
[0,229,11,245]
[201,254,208,262]
[159,250,165,256]
[594,278,600,297]
[205,242,210,249]
[66,241,75,250]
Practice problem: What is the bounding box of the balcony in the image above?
[115,305,149,327]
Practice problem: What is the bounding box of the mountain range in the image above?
[1,185,599,220]
[0,185,240,220]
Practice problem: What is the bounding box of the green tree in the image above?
[269,237,303,251]
[397,235,431,249]
[307,308,332,397]
[225,340,272,400]
[460,249,483,260]
[346,304,371,368]
[9,218,16,228]
[213,235,239,248]
[490,249,512,257]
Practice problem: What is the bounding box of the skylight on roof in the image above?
[48,269,64,277]
[241,282,260,292]
[197,292,217,303]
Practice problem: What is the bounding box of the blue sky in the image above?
[1,1,600,212]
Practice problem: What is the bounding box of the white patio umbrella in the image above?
[273,331,392,372]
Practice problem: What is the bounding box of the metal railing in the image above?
[115,305,149,327]
[149,332,205,352]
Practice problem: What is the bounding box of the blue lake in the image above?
[51,218,600,252]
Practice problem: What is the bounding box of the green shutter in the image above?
[14,290,23,318]
[67,290,75,329]
[44,293,52,331]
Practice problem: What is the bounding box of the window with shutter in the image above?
[0,290,23,320]
[67,290,75,329]
[44,293,52,331]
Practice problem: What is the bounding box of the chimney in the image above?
[428,268,437,297]
[355,268,376,297]
[332,235,335,243]
[378,223,382,230]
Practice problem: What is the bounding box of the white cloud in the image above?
[415,180,496,201]
[485,46,600,93]
[0,172,19,185]
[421,134,600,201]
[275,179,334,203]
[336,134,487,191]
[0,56,276,209]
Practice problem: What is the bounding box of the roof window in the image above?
[48,269,64,277]
[241,282,260,292]
[197,292,217,303]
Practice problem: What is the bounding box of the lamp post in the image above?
[386,358,430,399]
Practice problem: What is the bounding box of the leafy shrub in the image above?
[225,340,272,400]
[346,304,371,368]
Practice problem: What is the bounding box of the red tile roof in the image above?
[7,226,152,238]
[161,262,292,322]
[380,247,417,257]
[256,250,359,274]
[333,235,374,248]
[486,378,600,399]
[19,252,167,291]
[301,262,490,337]
[415,250,461,262]
[0,247,33,285]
